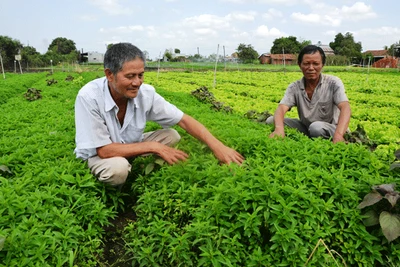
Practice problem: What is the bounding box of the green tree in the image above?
[163,50,172,61]
[299,38,312,48]
[174,48,181,54]
[236,43,259,63]
[21,46,44,68]
[47,37,79,63]
[188,54,202,62]
[270,36,307,54]
[387,41,400,57]
[0,35,23,69]
[329,32,362,63]
[48,37,77,55]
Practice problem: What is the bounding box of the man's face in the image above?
[299,52,323,81]
[106,58,145,100]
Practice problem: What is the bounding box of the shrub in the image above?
[358,183,400,242]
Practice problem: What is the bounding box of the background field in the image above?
[0,67,399,266]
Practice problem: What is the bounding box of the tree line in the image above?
[1,33,399,71]
[236,32,400,64]
[0,36,79,71]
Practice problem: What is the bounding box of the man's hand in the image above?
[269,127,285,139]
[332,133,346,144]
[155,143,189,165]
[212,144,245,165]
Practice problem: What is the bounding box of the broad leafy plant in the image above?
[23,87,42,101]
[390,149,400,171]
[358,183,400,242]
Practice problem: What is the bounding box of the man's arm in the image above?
[177,114,244,165]
[333,101,351,143]
[96,140,188,165]
[269,104,290,138]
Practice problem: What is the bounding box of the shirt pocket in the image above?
[123,125,145,143]
[318,101,333,120]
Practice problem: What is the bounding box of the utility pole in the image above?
[223,45,226,71]
[213,44,220,88]
[282,47,286,74]
[0,52,5,79]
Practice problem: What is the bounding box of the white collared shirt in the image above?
[74,77,183,160]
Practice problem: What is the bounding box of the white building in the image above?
[87,52,104,64]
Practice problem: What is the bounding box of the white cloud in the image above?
[232,31,250,38]
[161,32,176,39]
[356,26,400,36]
[220,0,296,4]
[353,26,400,50]
[88,0,133,15]
[291,12,321,23]
[255,25,285,37]
[323,30,337,36]
[182,14,231,29]
[262,8,283,20]
[146,26,157,37]
[100,25,145,34]
[194,28,218,36]
[341,2,377,20]
[269,27,284,36]
[323,15,341,27]
[226,12,257,22]
[291,1,376,27]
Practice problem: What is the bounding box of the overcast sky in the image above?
[1,0,399,59]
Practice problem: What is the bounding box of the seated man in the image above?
[74,43,244,186]
[267,45,351,143]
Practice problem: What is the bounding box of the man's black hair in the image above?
[298,45,326,65]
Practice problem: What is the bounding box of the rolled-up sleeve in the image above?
[74,90,112,160]
[280,82,298,108]
[331,77,348,105]
[146,90,184,128]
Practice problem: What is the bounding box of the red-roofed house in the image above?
[270,54,297,65]
[258,53,297,65]
[362,50,388,65]
[258,53,271,64]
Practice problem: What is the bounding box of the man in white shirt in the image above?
[74,43,244,186]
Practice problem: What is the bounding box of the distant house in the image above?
[316,44,335,56]
[88,52,104,64]
[362,50,388,65]
[258,53,297,65]
[171,53,189,61]
[258,53,271,64]
[270,54,297,65]
[224,55,238,62]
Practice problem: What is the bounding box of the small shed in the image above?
[316,44,335,56]
[270,54,297,65]
[258,53,271,64]
[87,52,104,64]
[362,50,388,65]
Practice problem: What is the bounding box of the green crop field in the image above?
[0,67,399,266]
[146,68,400,154]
